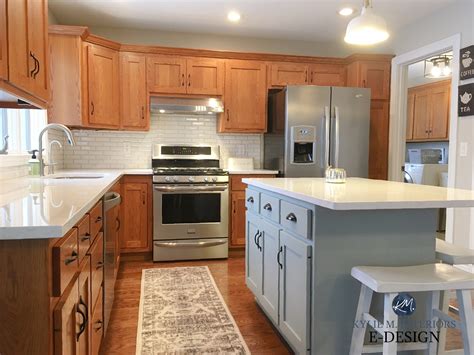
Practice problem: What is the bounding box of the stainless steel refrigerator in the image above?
[264,85,371,177]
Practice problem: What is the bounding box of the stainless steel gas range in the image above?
[152,144,229,261]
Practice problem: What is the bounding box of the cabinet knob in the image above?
[96,261,104,270]
[285,213,297,222]
[95,216,102,223]
[263,203,272,211]
[65,250,78,265]
[247,196,254,203]
[80,233,91,241]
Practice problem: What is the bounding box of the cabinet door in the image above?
[222,60,267,132]
[78,257,91,355]
[369,100,389,180]
[186,58,224,95]
[270,63,308,86]
[121,182,149,251]
[0,0,7,79]
[231,191,246,247]
[87,45,120,128]
[359,61,391,100]
[90,286,103,355]
[54,276,80,355]
[246,213,263,295]
[146,55,187,94]
[120,53,148,130]
[309,64,345,86]
[412,90,431,140]
[279,231,311,355]
[260,220,280,324]
[429,83,450,140]
[406,90,415,140]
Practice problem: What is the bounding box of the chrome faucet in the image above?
[48,140,63,175]
[38,124,76,176]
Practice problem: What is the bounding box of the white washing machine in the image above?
[404,163,448,186]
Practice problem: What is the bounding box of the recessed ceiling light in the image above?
[227,11,241,23]
[339,7,354,16]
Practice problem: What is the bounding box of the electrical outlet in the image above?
[459,142,468,157]
[124,142,131,157]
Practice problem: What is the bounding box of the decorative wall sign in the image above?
[460,45,474,80]
[458,83,473,117]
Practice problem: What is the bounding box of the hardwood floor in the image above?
[101,255,466,354]
[101,256,292,354]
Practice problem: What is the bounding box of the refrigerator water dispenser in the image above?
[291,125,316,164]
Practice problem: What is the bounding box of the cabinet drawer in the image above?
[91,286,103,355]
[52,228,79,296]
[76,214,91,263]
[89,200,103,241]
[89,232,104,307]
[259,193,280,223]
[245,189,259,213]
[280,200,311,239]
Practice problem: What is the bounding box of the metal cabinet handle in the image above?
[141,106,145,120]
[254,230,260,247]
[181,73,185,86]
[142,191,146,205]
[76,305,87,340]
[93,320,103,332]
[188,73,191,86]
[226,109,230,122]
[95,216,102,223]
[116,217,121,231]
[256,232,263,251]
[247,196,254,203]
[65,250,78,265]
[277,246,283,269]
[29,51,38,78]
[263,203,272,211]
[305,69,308,83]
[90,101,95,116]
[80,233,91,242]
[78,296,88,323]
[96,261,104,270]
[285,213,297,222]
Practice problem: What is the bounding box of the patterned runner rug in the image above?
[136,266,251,354]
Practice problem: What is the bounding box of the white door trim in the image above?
[388,34,461,243]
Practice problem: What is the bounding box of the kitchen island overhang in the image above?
[242,177,474,355]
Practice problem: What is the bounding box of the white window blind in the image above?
[0,109,47,153]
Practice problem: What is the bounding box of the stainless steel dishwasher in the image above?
[103,191,121,334]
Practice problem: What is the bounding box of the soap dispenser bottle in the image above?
[28,150,40,176]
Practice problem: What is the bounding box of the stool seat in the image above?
[351,263,474,293]
[436,239,474,264]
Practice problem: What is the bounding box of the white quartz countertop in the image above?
[243,177,474,210]
[226,169,278,175]
[0,169,152,240]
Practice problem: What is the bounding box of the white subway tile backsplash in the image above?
[58,113,262,169]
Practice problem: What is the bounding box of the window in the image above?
[0,109,47,153]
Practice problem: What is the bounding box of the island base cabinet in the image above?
[260,220,280,324]
[245,212,262,295]
[279,231,312,355]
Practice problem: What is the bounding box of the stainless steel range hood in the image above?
[150,96,224,115]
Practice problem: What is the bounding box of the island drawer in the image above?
[89,200,103,242]
[76,214,91,263]
[280,200,311,239]
[88,232,104,307]
[259,193,280,223]
[52,228,79,296]
[245,189,259,213]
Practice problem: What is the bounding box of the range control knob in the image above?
[188,176,195,182]
[164,176,172,182]
[172,176,179,183]
[212,177,218,182]
[203,177,209,182]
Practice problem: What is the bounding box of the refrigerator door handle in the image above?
[334,106,340,168]
[324,106,330,168]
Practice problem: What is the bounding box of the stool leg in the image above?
[438,290,450,354]
[350,284,373,355]
[456,289,473,355]
[428,291,440,355]
[383,293,398,355]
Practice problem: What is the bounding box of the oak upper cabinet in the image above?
[120,53,148,130]
[86,44,120,129]
[120,176,152,253]
[270,63,308,86]
[186,58,224,95]
[220,60,267,132]
[146,55,187,94]
[2,0,49,106]
[309,64,345,86]
[406,91,415,140]
[408,80,450,142]
[347,60,391,100]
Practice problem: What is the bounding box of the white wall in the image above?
[391,0,474,249]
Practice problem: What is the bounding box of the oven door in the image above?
[153,184,229,240]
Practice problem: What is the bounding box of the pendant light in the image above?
[344,0,389,45]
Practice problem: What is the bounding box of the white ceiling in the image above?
[49,0,457,43]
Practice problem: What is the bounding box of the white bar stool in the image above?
[349,263,474,355]
[436,239,474,354]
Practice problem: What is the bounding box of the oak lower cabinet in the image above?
[246,203,312,354]
[120,175,152,253]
